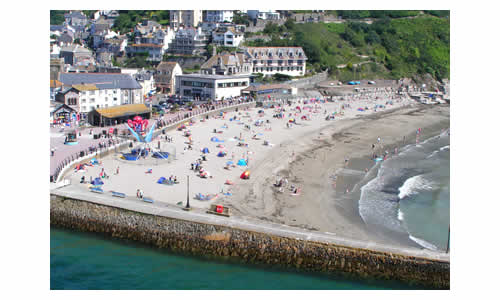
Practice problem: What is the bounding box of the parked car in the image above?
[152,105,163,112]
[368,81,376,85]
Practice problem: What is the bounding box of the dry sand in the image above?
[64,92,449,247]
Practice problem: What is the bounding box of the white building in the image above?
[246,46,307,77]
[57,73,143,116]
[170,10,203,30]
[176,74,250,100]
[212,26,244,47]
[204,10,234,23]
[247,10,280,20]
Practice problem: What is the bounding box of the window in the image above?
[81,106,86,111]
[81,99,86,103]
[90,98,95,103]
[105,97,108,101]
[113,97,117,101]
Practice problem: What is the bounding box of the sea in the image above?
[50,227,418,290]
[359,130,450,250]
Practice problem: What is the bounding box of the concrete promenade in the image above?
[51,185,450,263]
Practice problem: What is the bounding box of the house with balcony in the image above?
[245,46,307,77]
[212,26,244,47]
[204,10,234,23]
[127,21,175,61]
[168,27,209,56]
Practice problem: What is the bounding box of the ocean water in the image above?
[359,130,450,250]
[50,227,417,290]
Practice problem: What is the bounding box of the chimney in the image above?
[212,44,216,57]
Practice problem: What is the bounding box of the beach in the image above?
[223,104,450,248]
[62,92,449,249]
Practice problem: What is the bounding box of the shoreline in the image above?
[223,104,450,249]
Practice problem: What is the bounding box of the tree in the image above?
[50,10,66,25]
[284,18,295,30]
[272,73,292,81]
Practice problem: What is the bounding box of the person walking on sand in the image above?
[116,166,119,175]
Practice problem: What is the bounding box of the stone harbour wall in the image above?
[50,195,450,289]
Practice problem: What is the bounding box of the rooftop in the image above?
[59,73,142,90]
[177,74,250,80]
[95,104,150,119]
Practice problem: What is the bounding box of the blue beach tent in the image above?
[157,177,166,184]
[202,147,210,154]
[237,159,247,166]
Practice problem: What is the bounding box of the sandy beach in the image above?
[63,91,449,248]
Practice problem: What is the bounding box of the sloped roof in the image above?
[60,45,92,54]
[157,61,179,72]
[245,47,308,60]
[59,73,142,90]
[202,52,250,69]
[95,104,150,118]
[72,84,98,91]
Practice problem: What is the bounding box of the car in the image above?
[152,105,163,112]
[368,81,376,85]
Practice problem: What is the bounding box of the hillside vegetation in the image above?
[245,15,449,81]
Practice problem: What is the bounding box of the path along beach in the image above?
[62,91,450,249]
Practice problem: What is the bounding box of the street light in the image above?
[184,175,191,210]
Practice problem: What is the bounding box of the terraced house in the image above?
[245,46,307,77]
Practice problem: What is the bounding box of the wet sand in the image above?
[222,104,450,247]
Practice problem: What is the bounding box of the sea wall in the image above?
[50,195,449,289]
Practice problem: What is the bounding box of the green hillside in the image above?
[245,14,450,81]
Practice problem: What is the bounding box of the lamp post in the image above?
[184,175,191,210]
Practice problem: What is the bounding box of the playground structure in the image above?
[118,116,173,164]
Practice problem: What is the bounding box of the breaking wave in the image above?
[398,175,434,200]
